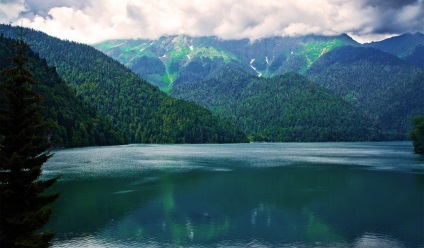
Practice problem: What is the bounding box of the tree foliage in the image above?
[410,116,424,154]
[94,34,358,91]
[171,69,385,142]
[0,24,247,144]
[405,45,424,68]
[0,30,58,248]
[364,32,424,58]
[305,46,424,138]
[0,35,127,147]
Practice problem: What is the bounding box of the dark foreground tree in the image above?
[0,30,58,247]
[410,116,424,154]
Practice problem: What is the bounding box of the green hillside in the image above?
[94,36,240,92]
[0,35,126,147]
[376,72,424,134]
[171,70,384,142]
[0,24,247,144]
[305,46,424,138]
[94,34,358,91]
[405,45,424,68]
[365,32,424,58]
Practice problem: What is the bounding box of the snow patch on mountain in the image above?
[250,58,262,77]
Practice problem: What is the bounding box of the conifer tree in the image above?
[0,29,58,247]
[410,116,424,154]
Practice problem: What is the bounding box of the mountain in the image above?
[364,33,424,58]
[404,45,424,68]
[94,32,422,141]
[0,24,247,143]
[171,70,384,142]
[305,46,424,138]
[94,34,358,91]
[376,72,424,135]
[0,35,126,147]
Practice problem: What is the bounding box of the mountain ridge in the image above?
[0,35,127,147]
[94,32,424,94]
[2,24,421,143]
[305,45,424,137]
[94,34,359,91]
[364,32,424,58]
[171,70,386,142]
[0,24,247,144]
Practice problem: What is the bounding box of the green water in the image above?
[43,142,424,247]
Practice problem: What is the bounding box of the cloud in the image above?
[362,0,423,32]
[2,0,423,44]
[0,0,27,22]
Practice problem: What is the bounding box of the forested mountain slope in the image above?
[404,45,424,68]
[0,36,126,147]
[93,29,422,140]
[0,24,247,143]
[305,46,424,138]
[365,33,424,58]
[171,70,384,142]
[375,72,424,134]
[94,34,358,91]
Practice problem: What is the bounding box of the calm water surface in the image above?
[43,142,424,247]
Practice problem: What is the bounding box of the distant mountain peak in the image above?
[94,34,358,91]
[365,32,424,57]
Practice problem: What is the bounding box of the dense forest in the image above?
[171,69,385,142]
[1,24,421,143]
[405,45,424,68]
[410,116,424,154]
[95,31,423,141]
[305,46,424,139]
[94,34,358,91]
[0,24,247,144]
[0,32,58,247]
[0,35,126,147]
[364,33,424,58]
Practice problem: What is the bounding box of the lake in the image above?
[43,142,424,247]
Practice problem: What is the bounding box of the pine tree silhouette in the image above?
[1,28,59,248]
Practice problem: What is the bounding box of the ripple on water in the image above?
[111,190,135,195]
[45,142,422,248]
[353,233,407,248]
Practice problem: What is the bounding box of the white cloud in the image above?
[5,0,424,44]
[0,0,27,23]
[348,32,397,44]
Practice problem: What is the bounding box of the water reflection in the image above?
[44,143,424,247]
[46,167,424,247]
[354,233,407,248]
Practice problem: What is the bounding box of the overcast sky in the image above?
[0,0,423,44]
